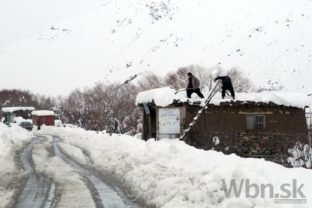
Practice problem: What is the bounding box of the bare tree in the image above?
[164,65,229,91]
[0,89,38,108]
[227,67,253,92]
[136,72,163,91]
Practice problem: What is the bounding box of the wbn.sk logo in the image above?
[221,179,307,204]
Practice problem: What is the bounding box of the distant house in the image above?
[1,107,35,124]
[32,110,55,126]
[136,87,310,165]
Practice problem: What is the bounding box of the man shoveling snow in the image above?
[214,75,235,99]
[186,72,204,98]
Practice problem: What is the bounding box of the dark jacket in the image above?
[187,75,200,89]
[214,76,233,89]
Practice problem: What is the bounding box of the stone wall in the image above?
[183,102,308,166]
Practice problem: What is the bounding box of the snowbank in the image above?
[13,116,32,124]
[137,87,310,109]
[0,123,32,172]
[0,123,32,207]
[40,127,312,208]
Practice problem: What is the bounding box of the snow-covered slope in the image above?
[1,0,312,95]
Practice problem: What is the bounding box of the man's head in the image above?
[187,72,192,78]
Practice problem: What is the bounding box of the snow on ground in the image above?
[13,117,33,125]
[41,126,312,208]
[57,142,90,166]
[31,138,96,207]
[0,123,32,207]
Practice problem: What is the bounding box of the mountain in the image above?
[1,0,312,95]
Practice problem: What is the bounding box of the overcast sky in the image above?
[0,0,108,97]
[0,0,104,48]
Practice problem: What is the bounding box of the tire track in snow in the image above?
[52,136,138,208]
[14,137,57,208]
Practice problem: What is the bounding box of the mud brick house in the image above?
[136,87,310,165]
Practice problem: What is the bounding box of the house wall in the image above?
[32,115,55,126]
[142,104,157,140]
[183,103,308,166]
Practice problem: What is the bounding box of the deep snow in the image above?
[39,126,312,208]
[1,123,312,207]
[0,123,32,207]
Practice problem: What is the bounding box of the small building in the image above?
[136,87,310,165]
[32,110,55,126]
[1,107,35,124]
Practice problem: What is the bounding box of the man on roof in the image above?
[214,75,235,99]
[186,72,204,98]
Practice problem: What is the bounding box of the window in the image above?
[255,115,265,131]
[246,115,265,132]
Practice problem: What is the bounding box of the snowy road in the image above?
[13,136,139,208]
[15,137,56,208]
[2,126,312,208]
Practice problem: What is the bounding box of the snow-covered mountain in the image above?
[1,0,312,95]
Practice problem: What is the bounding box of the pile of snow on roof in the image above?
[135,86,176,107]
[136,86,310,108]
[1,107,35,113]
[31,110,55,116]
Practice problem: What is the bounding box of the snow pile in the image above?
[41,127,312,208]
[0,123,32,172]
[32,110,55,116]
[210,92,310,109]
[136,86,176,107]
[0,123,32,206]
[1,107,35,113]
[13,116,32,124]
[140,87,310,109]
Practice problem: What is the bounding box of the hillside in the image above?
[0,0,312,95]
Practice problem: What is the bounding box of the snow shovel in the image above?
[175,88,187,94]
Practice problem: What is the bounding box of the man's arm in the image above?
[214,76,223,82]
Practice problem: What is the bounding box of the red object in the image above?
[32,115,55,126]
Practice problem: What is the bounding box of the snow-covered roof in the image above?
[31,110,55,116]
[1,107,35,113]
[136,87,176,107]
[136,87,310,109]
